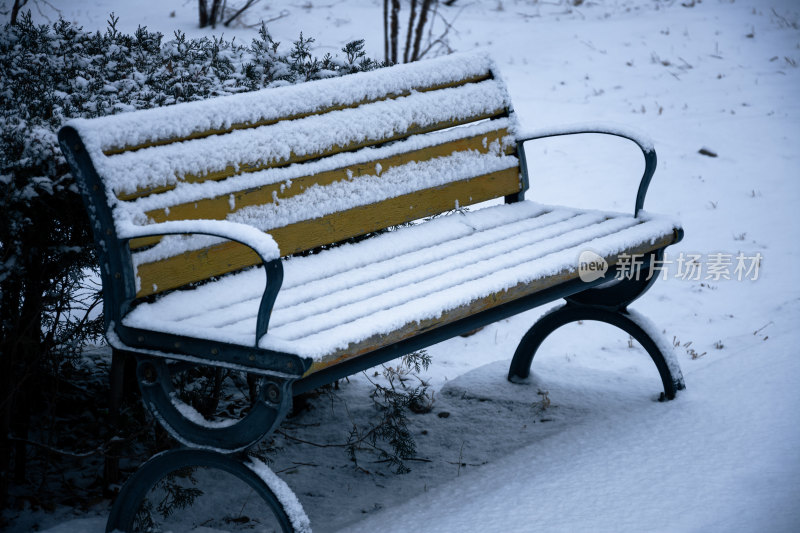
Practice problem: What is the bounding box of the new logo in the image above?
[578,250,608,282]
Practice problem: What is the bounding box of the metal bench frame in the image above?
[60,94,684,533]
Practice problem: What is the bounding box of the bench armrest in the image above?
[516,124,657,217]
[118,219,280,261]
[118,219,283,345]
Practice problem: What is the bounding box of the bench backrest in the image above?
[60,53,525,308]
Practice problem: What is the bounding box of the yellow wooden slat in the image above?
[133,167,522,297]
[129,128,513,250]
[103,73,493,156]
[302,231,680,376]
[116,109,509,201]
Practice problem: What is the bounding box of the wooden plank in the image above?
[115,109,509,201]
[103,73,493,156]
[133,167,522,297]
[302,231,680,376]
[129,128,513,250]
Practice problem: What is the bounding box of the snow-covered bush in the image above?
[0,11,381,507]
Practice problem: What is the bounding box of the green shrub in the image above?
[0,10,381,508]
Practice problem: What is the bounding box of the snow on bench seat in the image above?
[122,201,680,372]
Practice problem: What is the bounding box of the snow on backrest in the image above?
[76,53,498,156]
[66,52,523,298]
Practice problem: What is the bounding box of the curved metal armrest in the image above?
[118,219,283,345]
[516,124,657,216]
[118,219,280,261]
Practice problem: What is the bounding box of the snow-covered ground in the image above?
[8,0,800,531]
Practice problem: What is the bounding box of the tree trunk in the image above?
[198,0,209,27]
[10,0,29,25]
[0,269,23,506]
[209,0,223,29]
[383,0,389,63]
[411,0,434,62]
[0,298,13,506]
[105,349,140,493]
[11,256,45,488]
[103,350,126,492]
[390,0,400,64]
[403,0,418,63]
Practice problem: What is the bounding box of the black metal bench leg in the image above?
[508,302,685,400]
[106,449,309,533]
[136,357,293,452]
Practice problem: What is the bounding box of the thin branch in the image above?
[275,461,319,474]
[276,430,345,448]
[8,436,104,459]
[35,0,59,22]
[416,2,465,60]
[224,0,260,27]
[373,456,432,463]
[242,9,288,28]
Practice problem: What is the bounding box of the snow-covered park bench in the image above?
[59,52,685,532]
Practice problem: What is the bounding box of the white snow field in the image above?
[12,0,800,531]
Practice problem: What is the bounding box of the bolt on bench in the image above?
[59,52,685,532]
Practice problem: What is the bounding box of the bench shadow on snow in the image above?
[274,340,668,532]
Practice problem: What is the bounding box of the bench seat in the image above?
[122,200,680,373]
